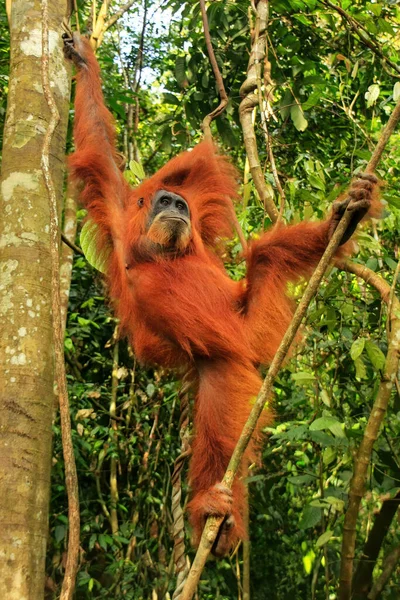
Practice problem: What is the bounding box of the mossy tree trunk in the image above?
[0,1,70,598]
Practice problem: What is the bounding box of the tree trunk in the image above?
[0,2,70,599]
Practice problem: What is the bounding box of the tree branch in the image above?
[61,230,84,256]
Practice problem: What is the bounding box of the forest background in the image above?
[0,1,399,599]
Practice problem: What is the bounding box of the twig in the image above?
[61,231,84,256]
[199,0,229,138]
[337,261,400,600]
[179,92,400,600]
[41,4,80,599]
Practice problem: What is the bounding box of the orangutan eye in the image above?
[137,198,144,207]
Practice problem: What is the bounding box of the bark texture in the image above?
[0,2,70,599]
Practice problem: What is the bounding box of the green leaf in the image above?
[329,422,346,439]
[292,371,316,382]
[280,89,292,120]
[146,383,156,397]
[365,341,386,371]
[302,89,322,111]
[355,357,367,379]
[365,257,378,271]
[320,389,331,407]
[377,18,394,35]
[299,506,322,530]
[384,257,398,271]
[350,338,365,361]
[288,475,315,485]
[309,431,335,446]
[88,534,97,551]
[323,446,337,466]
[308,173,325,191]
[175,55,188,88]
[160,127,172,153]
[162,92,180,106]
[98,534,108,551]
[351,61,359,79]
[294,14,312,26]
[365,84,380,108]
[129,160,145,181]
[393,82,400,102]
[285,425,308,440]
[64,337,75,352]
[316,530,333,548]
[80,220,112,274]
[386,195,400,210]
[309,417,342,431]
[303,549,316,575]
[55,525,65,543]
[108,98,126,120]
[325,496,345,512]
[290,102,308,131]
[367,2,382,16]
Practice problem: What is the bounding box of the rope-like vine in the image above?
[171,372,193,599]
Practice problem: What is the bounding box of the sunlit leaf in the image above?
[365,84,380,108]
[350,338,365,361]
[394,82,400,102]
[302,549,316,575]
[80,220,112,274]
[129,160,146,181]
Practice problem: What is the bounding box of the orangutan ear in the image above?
[162,168,191,188]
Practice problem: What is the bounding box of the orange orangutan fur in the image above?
[67,35,382,555]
